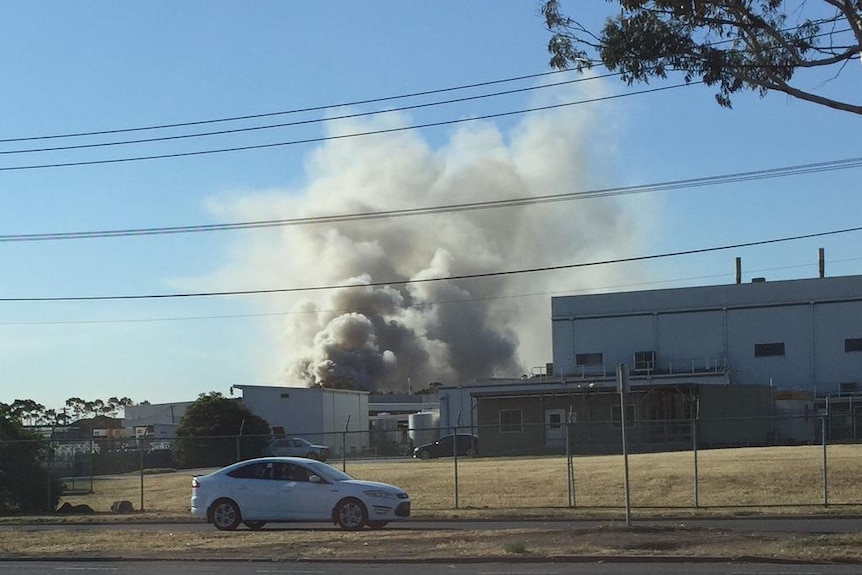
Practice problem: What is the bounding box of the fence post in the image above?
[692,418,699,508]
[341,415,351,472]
[47,440,54,511]
[89,439,95,494]
[821,415,829,507]
[453,423,460,510]
[617,364,632,527]
[139,439,145,512]
[566,419,575,508]
[341,431,347,472]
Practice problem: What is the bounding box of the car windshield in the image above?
[304,460,353,482]
[293,438,312,446]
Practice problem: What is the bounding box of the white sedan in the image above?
[190,457,410,531]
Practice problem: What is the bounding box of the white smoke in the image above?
[205,82,646,392]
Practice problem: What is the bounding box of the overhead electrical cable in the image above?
[0,70,581,144]
[3,25,841,146]
[0,82,697,172]
[1,155,859,242]
[3,256,861,326]
[2,225,860,302]
[0,74,621,156]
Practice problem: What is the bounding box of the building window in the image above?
[499,409,523,433]
[634,351,656,372]
[576,353,603,366]
[754,342,785,357]
[611,405,635,427]
[839,382,857,395]
[845,338,862,353]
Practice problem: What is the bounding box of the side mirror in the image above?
[308,474,322,484]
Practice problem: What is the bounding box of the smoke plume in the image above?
[207,85,645,392]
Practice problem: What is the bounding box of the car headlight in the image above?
[364,489,398,499]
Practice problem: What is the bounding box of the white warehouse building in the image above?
[551,273,862,398]
[232,385,370,457]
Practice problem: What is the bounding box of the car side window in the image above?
[227,462,268,479]
[276,463,311,482]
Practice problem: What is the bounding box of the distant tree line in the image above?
[1,396,143,427]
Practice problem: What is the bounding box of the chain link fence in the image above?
[10,413,862,512]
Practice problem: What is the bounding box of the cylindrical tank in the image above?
[408,411,439,447]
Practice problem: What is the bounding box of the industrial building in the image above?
[439,273,862,456]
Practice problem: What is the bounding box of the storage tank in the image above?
[408,411,439,448]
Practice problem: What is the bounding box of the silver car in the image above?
[191,457,410,531]
[264,437,331,461]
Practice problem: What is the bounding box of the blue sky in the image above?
[0,1,859,412]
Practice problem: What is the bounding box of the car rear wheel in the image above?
[244,521,266,531]
[305,452,318,460]
[334,498,367,530]
[367,521,388,529]
[210,498,242,531]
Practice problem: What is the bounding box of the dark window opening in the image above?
[499,409,523,433]
[576,353,603,366]
[634,351,656,372]
[845,338,862,352]
[839,382,857,395]
[755,342,785,357]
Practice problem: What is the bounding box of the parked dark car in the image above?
[412,434,478,459]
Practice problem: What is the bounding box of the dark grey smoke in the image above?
[209,87,643,392]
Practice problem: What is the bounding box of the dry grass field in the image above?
[3,444,862,563]
[54,443,862,516]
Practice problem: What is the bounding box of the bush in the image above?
[0,418,62,514]
[173,392,270,468]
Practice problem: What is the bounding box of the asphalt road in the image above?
[3,516,862,533]
[2,561,862,574]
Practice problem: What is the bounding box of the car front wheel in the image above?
[418,450,431,460]
[211,498,242,531]
[334,498,368,530]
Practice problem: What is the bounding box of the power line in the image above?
[0,70,580,144]
[0,82,692,172]
[4,256,861,326]
[0,74,621,156]
[1,155,859,242]
[6,24,847,147]
[2,225,860,302]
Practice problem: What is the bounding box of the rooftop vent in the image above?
[752,277,766,283]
